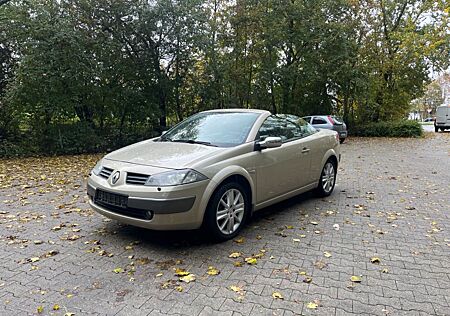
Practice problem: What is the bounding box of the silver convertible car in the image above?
[87,109,340,241]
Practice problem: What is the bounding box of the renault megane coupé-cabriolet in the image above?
[87,109,341,241]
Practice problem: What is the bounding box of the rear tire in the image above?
[315,159,337,197]
[203,182,250,242]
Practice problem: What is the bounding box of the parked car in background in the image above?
[434,105,450,132]
[87,109,341,241]
[302,115,347,143]
[423,117,434,122]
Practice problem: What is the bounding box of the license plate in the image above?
[95,189,128,208]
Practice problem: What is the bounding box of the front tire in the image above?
[316,159,337,197]
[435,125,438,132]
[203,182,249,241]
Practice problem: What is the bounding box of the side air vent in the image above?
[99,167,114,179]
[126,172,150,185]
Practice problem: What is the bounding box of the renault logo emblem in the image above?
[112,171,120,184]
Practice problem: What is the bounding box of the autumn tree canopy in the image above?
[0,0,448,154]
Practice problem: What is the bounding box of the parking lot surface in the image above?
[1,133,449,315]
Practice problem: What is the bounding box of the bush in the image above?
[350,120,423,138]
[0,122,158,158]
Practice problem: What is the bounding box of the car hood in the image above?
[104,139,225,169]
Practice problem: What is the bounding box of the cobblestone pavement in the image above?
[1,134,449,316]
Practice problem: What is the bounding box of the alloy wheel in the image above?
[216,188,245,235]
[321,162,335,193]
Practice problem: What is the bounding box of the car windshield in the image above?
[160,112,260,147]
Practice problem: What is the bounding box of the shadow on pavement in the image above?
[106,190,319,248]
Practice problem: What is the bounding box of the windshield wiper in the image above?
[172,139,218,147]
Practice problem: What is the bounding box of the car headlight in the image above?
[145,169,207,187]
[91,160,103,176]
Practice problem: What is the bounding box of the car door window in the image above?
[257,115,315,142]
[312,117,327,125]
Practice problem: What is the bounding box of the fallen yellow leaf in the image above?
[174,268,190,276]
[179,274,196,283]
[37,306,44,313]
[230,285,244,295]
[53,304,60,311]
[207,266,220,276]
[272,292,283,299]
[370,257,381,264]
[303,277,312,283]
[244,257,257,265]
[306,302,318,309]
[234,237,245,244]
[113,267,124,274]
[323,251,332,258]
[175,286,183,292]
[229,252,241,258]
[350,275,362,282]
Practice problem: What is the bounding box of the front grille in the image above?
[99,167,114,179]
[95,189,128,208]
[126,172,150,185]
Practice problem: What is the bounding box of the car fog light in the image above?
[145,211,154,220]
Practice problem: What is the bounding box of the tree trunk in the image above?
[270,73,277,114]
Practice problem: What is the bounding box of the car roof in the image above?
[202,108,270,115]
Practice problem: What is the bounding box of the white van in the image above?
[434,105,450,132]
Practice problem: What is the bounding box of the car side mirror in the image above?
[256,137,282,150]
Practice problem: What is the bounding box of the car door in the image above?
[254,115,313,203]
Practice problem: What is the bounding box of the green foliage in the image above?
[350,120,423,138]
[0,0,448,156]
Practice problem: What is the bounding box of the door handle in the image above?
[301,147,310,153]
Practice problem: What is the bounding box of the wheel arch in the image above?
[321,149,339,169]
[197,166,255,224]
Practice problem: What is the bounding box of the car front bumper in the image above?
[87,176,210,230]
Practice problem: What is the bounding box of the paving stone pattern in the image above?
[0,134,449,315]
